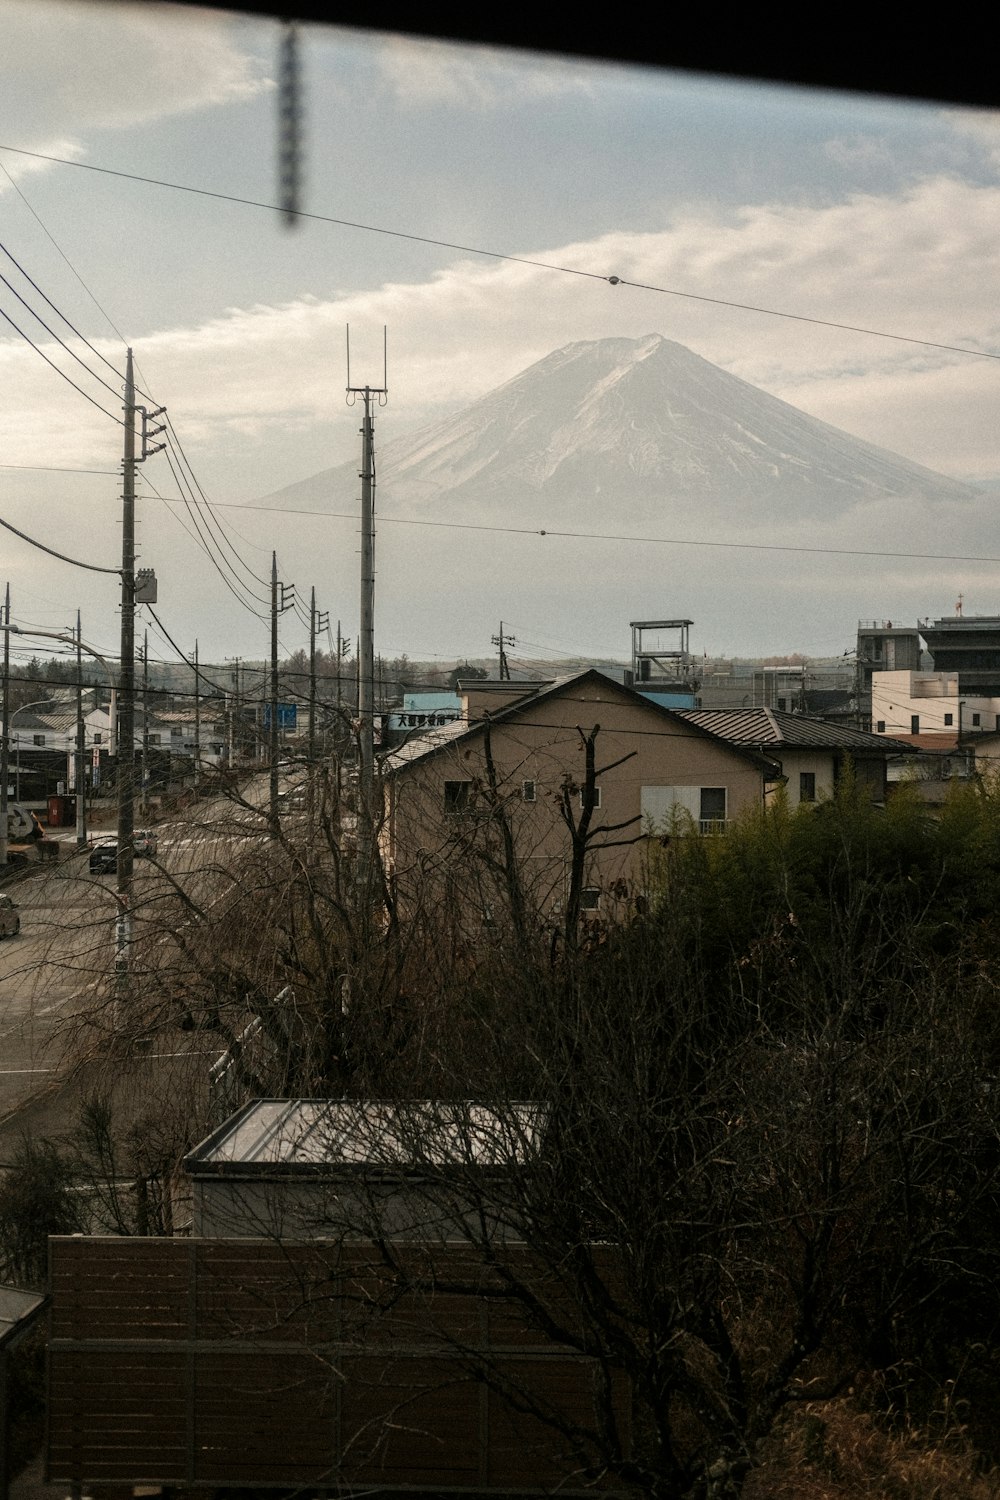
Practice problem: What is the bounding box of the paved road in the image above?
[0,776,311,1142]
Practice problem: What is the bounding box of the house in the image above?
[382,669,779,925]
[676,707,910,807]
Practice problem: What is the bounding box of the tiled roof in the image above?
[678,708,911,753]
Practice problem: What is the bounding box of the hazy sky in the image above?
[2,1,999,673]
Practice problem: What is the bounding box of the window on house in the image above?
[578,786,602,809]
[148,733,161,745]
[973,712,981,727]
[911,715,920,735]
[641,785,728,834]
[944,713,953,726]
[799,772,816,803]
[876,721,885,734]
[777,697,787,711]
[699,787,727,832]
[32,734,45,746]
[580,888,601,911]
[444,780,472,814]
[521,780,536,803]
[93,733,102,745]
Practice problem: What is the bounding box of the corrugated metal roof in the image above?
[383,715,472,769]
[0,1283,46,1347]
[383,669,780,776]
[677,708,911,752]
[185,1099,547,1174]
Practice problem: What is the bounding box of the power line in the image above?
[1,143,996,363]
[145,606,235,698]
[0,462,118,475]
[0,198,275,615]
[0,235,125,385]
[0,510,120,574]
[158,446,270,618]
[0,303,123,425]
[156,493,1000,569]
[0,157,131,350]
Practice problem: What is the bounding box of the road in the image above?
[0,778,288,1147]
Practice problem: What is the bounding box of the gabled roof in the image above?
[383,669,781,777]
[677,707,912,754]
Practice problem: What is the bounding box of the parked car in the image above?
[0,893,20,938]
[89,842,118,875]
[133,829,158,857]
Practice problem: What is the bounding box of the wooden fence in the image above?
[47,1237,629,1493]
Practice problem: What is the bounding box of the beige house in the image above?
[677,707,908,807]
[382,670,777,928]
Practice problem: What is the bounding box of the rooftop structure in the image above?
[920,614,1000,695]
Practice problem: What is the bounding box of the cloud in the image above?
[369,32,600,108]
[823,134,897,173]
[0,0,272,148]
[0,138,84,189]
[4,172,999,501]
[939,107,1000,166]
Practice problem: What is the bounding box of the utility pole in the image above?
[140,631,149,818]
[0,584,9,872]
[347,326,387,894]
[226,657,242,768]
[336,621,345,715]
[269,552,294,837]
[115,348,137,995]
[75,610,87,848]
[492,620,515,681]
[194,639,200,786]
[309,587,329,765]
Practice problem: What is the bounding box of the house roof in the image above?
[185,1099,547,1176]
[0,1283,47,1348]
[677,707,912,754]
[384,669,781,777]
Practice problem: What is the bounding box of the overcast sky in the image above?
[2,1,999,673]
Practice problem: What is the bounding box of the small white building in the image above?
[871,670,1000,746]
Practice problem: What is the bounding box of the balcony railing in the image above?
[699,818,728,835]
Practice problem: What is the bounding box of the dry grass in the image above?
[746,1398,999,1499]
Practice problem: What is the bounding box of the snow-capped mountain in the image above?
[257,334,977,525]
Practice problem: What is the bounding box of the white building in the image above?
[871,670,1000,746]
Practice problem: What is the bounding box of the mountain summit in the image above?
[261,334,975,525]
